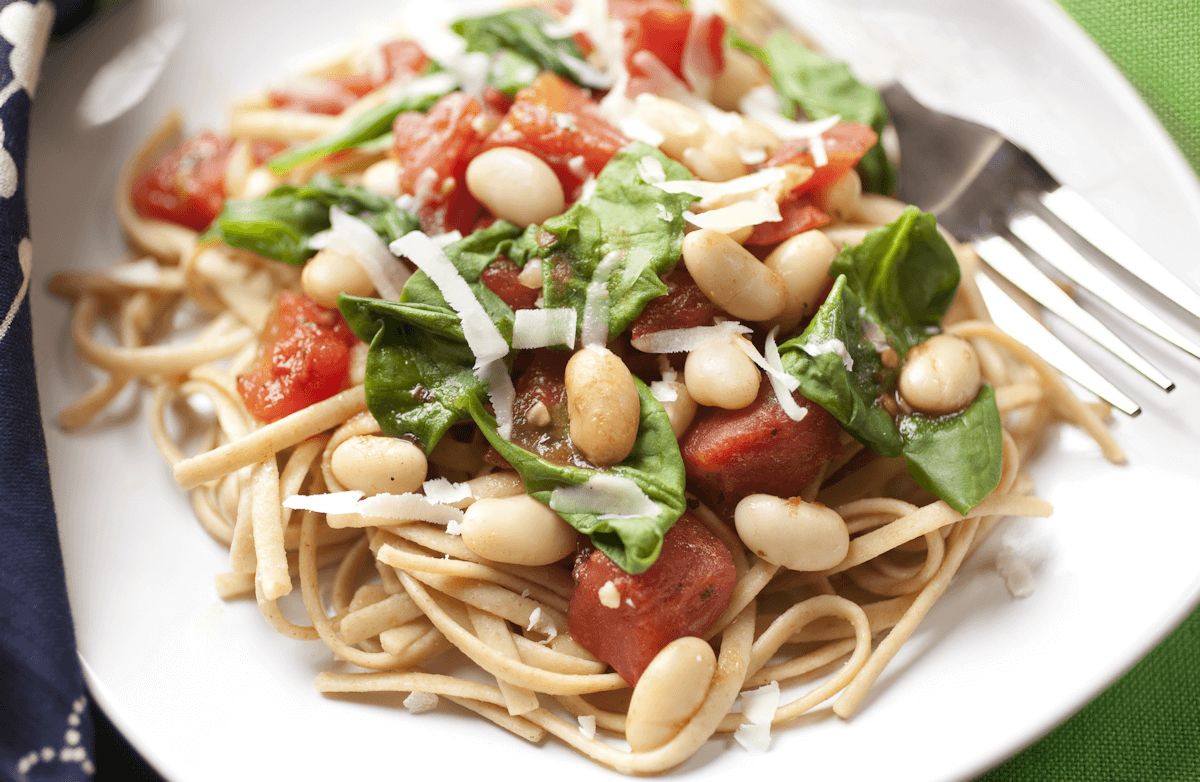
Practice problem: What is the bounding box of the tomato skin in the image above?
[483,73,628,194]
[480,257,539,311]
[131,132,235,231]
[236,292,357,423]
[392,92,493,234]
[681,384,843,518]
[610,0,725,87]
[568,514,735,684]
[378,39,431,81]
[630,269,724,343]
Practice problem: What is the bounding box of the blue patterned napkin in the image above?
[0,2,94,780]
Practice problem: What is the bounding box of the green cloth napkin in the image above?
[983,1,1200,779]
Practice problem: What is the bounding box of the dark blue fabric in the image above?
[1,1,95,779]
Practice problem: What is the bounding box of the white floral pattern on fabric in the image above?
[13,696,95,779]
[0,235,30,340]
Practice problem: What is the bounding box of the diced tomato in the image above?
[482,86,515,115]
[378,39,431,81]
[481,257,539,311]
[268,74,375,115]
[236,292,357,423]
[568,514,735,684]
[483,73,628,194]
[630,269,724,343]
[745,195,831,247]
[767,122,878,195]
[393,92,495,234]
[131,132,235,231]
[610,0,725,88]
[681,384,843,517]
[484,351,595,469]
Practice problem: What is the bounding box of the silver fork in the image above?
[882,83,1200,416]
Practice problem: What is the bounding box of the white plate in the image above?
[29,1,1200,780]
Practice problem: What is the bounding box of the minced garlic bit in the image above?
[598,580,622,609]
[526,400,552,428]
[403,691,439,714]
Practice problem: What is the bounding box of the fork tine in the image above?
[1039,186,1200,321]
[1007,211,1200,360]
[973,273,1141,416]
[974,234,1176,391]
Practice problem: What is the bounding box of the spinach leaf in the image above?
[467,380,686,574]
[829,206,960,355]
[899,385,1003,514]
[512,143,697,341]
[267,80,453,174]
[398,221,524,339]
[206,174,418,265]
[736,31,896,194]
[778,275,902,456]
[452,7,587,94]
[339,296,484,453]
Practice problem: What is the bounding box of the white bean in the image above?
[361,159,403,197]
[661,381,698,438]
[682,133,747,181]
[466,147,565,226]
[330,435,428,496]
[682,229,786,322]
[626,637,717,751]
[764,230,839,331]
[815,169,863,222]
[898,334,982,415]
[685,336,760,410]
[632,94,707,158]
[456,471,524,508]
[301,247,375,308]
[734,494,849,571]
[710,48,770,112]
[460,494,576,566]
[565,346,640,466]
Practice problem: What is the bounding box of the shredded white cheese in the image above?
[654,167,787,205]
[860,309,891,353]
[403,691,440,714]
[430,230,463,248]
[684,191,781,233]
[550,474,658,519]
[630,321,752,354]
[422,477,472,504]
[445,518,463,536]
[803,336,854,371]
[580,251,622,348]
[567,155,590,181]
[679,0,717,97]
[525,607,558,641]
[390,231,509,366]
[738,327,808,422]
[650,356,680,403]
[475,359,516,440]
[636,155,667,184]
[734,681,780,753]
[577,714,597,740]
[326,207,410,301]
[598,580,622,609]
[356,493,466,524]
[282,490,364,514]
[512,308,578,350]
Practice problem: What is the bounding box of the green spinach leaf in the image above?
[267,78,453,174]
[736,31,896,194]
[467,380,686,574]
[452,7,588,94]
[778,275,902,456]
[339,296,484,453]
[899,384,1003,513]
[205,174,418,265]
[829,206,960,355]
[512,143,697,341]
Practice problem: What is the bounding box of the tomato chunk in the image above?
[131,132,234,231]
[768,122,878,195]
[484,351,595,469]
[378,39,431,81]
[480,257,539,311]
[745,195,831,247]
[393,92,494,234]
[569,514,735,684]
[236,292,357,423]
[681,384,843,517]
[483,73,628,194]
[611,0,725,89]
[630,268,724,343]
